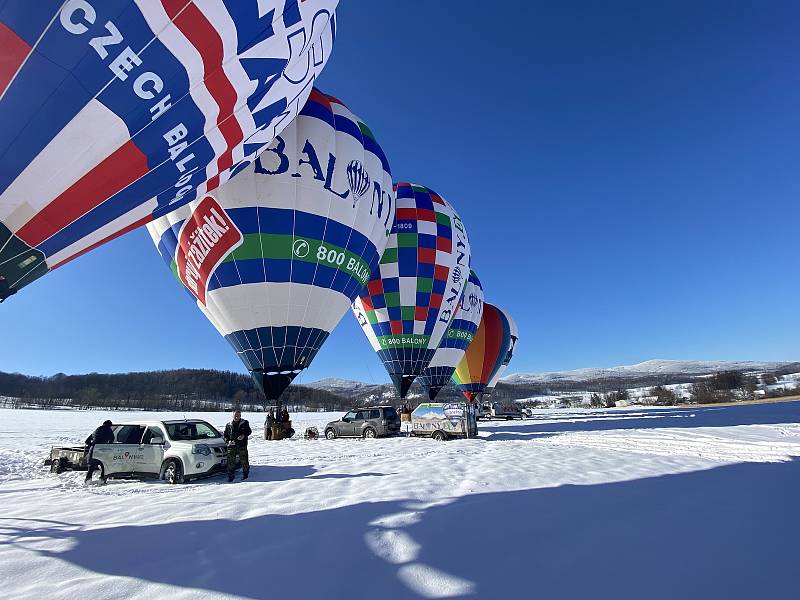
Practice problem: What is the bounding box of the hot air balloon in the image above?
[452,303,515,401]
[148,89,394,403]
[485,310,518,393]
[417,270,484,400]
[352,183,471,398]
[0,0,337,301]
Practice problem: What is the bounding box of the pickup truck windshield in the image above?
[165,421,220,441]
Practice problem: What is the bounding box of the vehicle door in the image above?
[339,411,357,437]
[93,425,145,476]
[137,426,166,476]
[368,409,382,434]
[353,410,368,436]
[383,406,400,433]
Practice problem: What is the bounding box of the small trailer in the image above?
[45,446,88,473]
[410,402,478,440]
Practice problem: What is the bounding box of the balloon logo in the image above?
[347,160,371,206]
[443,403,465,425]
[293,239,311,258]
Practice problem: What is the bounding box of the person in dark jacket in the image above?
[84,420,114,483]
[223,410,251,481]
[264,409,274,440]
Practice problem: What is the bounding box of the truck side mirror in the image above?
[150,436,164,445]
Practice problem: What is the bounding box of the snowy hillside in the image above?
[1,403,800,599]
[304,377,385,393]
[502,359,797,384]
[304,360,800,399]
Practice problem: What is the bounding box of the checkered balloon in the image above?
[352,183,471,398]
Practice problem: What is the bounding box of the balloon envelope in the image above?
[0,0,337,300]
[452,303,514,401]
[417,269,484,400]
[148,89,393,400]
[352,183,471,398]
[486,310,518,392]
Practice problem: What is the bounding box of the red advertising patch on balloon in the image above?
[176,195,243,305]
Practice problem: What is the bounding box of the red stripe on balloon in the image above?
[480,305,504,384]
[50,215,152,270]
[0,23,30,95]
[16,141,149,247]
[164,1,243,192]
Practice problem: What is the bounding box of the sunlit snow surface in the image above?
[1,403,800,599]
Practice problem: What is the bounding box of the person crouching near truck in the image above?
[84,419,114,483]
[224,410,251,482]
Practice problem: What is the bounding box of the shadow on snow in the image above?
[481,400,800,440]
[2,458,800,599]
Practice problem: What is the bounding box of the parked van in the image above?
[477,400,523,420]
[410,402,478,440]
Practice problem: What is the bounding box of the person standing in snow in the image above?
[84,419,114,483]
[224,409,251,481]
[264,409,274,440]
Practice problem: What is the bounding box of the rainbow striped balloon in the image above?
[452,303,516,401]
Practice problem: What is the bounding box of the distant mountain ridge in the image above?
[502,360,798,384]
[306,359,800,399]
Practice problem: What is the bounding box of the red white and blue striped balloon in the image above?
[0,0,337,301]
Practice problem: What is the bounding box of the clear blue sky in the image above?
[2,1,798,382]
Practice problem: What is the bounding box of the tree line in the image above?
[0,369,349,412]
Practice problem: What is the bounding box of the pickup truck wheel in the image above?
[432,430,446,441]
[363,427,377,439]
[163,459,183,484]
[325,428,336,440]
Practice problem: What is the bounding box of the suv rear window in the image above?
[383,407,398,419]
[369,409,381,420]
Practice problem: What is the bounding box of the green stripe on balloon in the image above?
[377,334,431,349]
[169,233,373,287]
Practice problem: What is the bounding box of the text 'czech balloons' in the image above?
[352,183,470,398]
[452,303,513,401]
[417,269,484,400]
[485,309,518,393]
[148,89,394,401]
[0,0,337,301]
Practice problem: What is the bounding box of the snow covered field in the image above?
[1,403,799,600]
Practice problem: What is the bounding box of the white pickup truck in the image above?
[46,419,229,484]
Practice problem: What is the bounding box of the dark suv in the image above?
[324,406,401,439]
